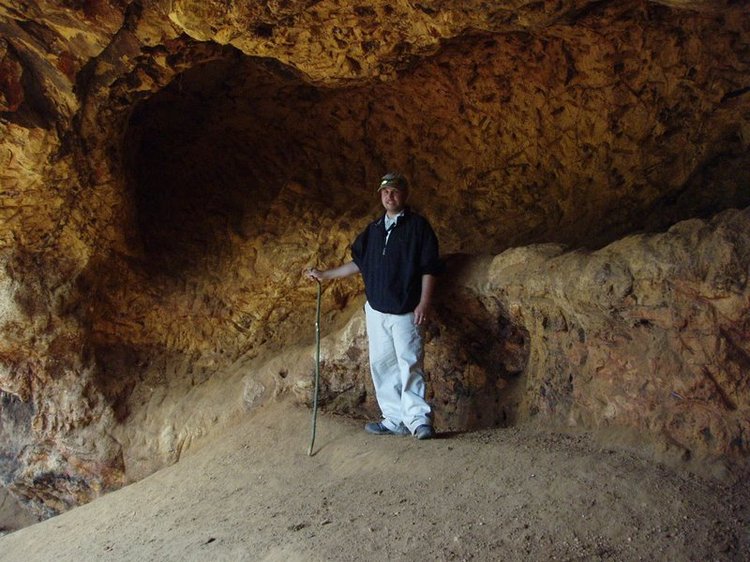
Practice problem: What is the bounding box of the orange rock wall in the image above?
[0,0,748,517]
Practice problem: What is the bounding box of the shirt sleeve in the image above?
[419,221,444,276]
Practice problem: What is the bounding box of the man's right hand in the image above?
[304,261,359,282]
[305,268,325,281]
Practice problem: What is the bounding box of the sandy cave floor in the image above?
[0,401,748,561]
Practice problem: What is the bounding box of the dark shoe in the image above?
[364,422,409,436]
[414,424,435,440]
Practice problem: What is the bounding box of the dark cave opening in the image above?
[124,56,315,274]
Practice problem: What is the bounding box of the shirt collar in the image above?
[384,210,405,229]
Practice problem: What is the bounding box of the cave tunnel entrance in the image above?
[124,54,374,276]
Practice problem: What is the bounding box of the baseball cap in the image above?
[378,172,408,191]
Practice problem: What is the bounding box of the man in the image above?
[306,172,441,440]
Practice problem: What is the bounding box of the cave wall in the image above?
[279,207,750,478]
[0,0,748,518]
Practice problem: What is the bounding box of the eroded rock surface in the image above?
[281,208,750,478]
[0,0,749,518]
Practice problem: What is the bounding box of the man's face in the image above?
[380,187,407,216]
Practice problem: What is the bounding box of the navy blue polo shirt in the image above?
[351,207,442,314]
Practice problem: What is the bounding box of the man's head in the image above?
[378,172,408,192]
[378,172,409,217]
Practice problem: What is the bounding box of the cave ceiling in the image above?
[1,1,747,259]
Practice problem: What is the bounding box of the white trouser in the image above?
[364,301,432,433]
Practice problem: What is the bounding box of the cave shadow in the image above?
[427,253,530,434]
[121,54,377,280]
[122,56,281,278]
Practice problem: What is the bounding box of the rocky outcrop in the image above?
[0,0,749,518]
[282,208,749,479]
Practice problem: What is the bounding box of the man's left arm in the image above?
[414,274,436,326]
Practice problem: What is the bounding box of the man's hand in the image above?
[305,267,325,282]
[413,301,431,326]
[414,274,437,325]
[304,261,360,283]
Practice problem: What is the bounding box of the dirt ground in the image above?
[0,400,747,561]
